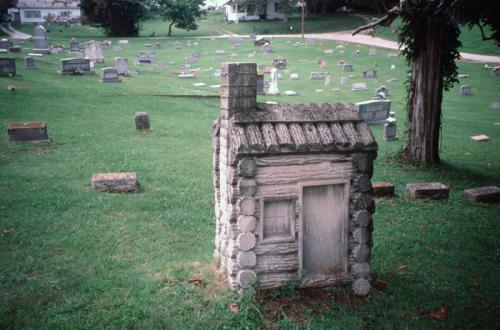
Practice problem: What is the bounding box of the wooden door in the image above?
[301,182,348,275]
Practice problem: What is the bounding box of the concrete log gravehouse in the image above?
[213,62,378,296]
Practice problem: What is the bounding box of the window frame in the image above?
[24,10,41,19]
[259,196,296,243]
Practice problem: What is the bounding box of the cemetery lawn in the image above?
[1,28,499,329]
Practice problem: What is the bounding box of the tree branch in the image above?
[477,22,493,41]
[352,6,401,36]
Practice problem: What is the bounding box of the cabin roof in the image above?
[224,103,377,160]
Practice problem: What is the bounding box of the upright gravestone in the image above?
[340,76,349,85]
[69,39,80,53]
[32,25,50,54]
[100,67,121,83]
[173,42,182,50]
[137,51,156,64]
[343,64,353,72]
[58,58,94,75]
[85,40,104,63]
[369,49,379,56]
[256,74,265,95]
[24,56,36,69]
[267,68,279,95]
[135,112,150,130]
[254,38,269,46]
[261,43,272,54]
[309,72,328,80]
[0,58,16,76]
[305,38,315,46]
[115,57,128,75]
[272,57,287,69]
[9,46,21,53]
[363,69,377,78]
[0,39,12,49]
[356,99,391,124]
[460,85,472,96]
[384,112,398,141]
[490,66,500,76]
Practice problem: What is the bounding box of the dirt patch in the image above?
[260,286,366,324]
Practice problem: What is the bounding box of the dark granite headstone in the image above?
[355,100,391,124]
[58,58,94,75]
[135,112,150,130]
[0,58,16,76]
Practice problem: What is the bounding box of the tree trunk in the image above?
[168,22,174,36]
[403,18,444,164]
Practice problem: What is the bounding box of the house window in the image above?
[24,10,41,19]
[274,2,283,12]
[260,198,295,242]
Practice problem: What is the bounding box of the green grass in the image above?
[0,24,499,329]
[375,17,500,56]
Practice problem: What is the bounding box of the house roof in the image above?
[17,0,80,9]
[224,103,377,160]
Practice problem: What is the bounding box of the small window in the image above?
[260,198,295,242]
[24,10,41,19]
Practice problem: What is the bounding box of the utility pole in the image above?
[301,0,305,39]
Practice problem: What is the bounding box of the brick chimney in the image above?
[220,62,257,119]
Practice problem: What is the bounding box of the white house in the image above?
[8,0,81,24]
[224,0,286,23]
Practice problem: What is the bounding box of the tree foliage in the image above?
[158,0,205,36]
[80,0,148,36]
[0,0,17,23]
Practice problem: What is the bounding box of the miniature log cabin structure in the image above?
[213,63,378,296]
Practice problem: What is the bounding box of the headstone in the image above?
[406,183,449,200]
[369,49,379,56]
[58,58,94,75]
[215,49,225,55]
[0,58,16,76]
[101,40,111,49]
[290,73,299,80]
[178,73,195,79]
[272,57,287,69]
[388,52,398,59]
[9,46,21,53]
[343,64,353,72]
[458,74,470,79]
[8,122,50,142]
[309,72,328,80]
[363,69,377,78]
[355,99,391,124]
[340,76,349,85]
[324,49,334,54]
[372,182,395,197]
[118,40,130,47]
[319,59,327,69]
[267,68,279,95]
[50,45,65,54]
[351,50,360,58]
[491,101,500,109]
[173,42,182,50]
[337,60,345,67]
[256,74,265,95]
[305,38,315,46]
[336,44,345,49]
[324,73,331,86]
[464,186,500,203]
[100,67,121,83]
[91,172,138,192]
[490,66,500,76]
[85,40,104,63]
[261,43,272,54]
[137,51,156,64]
[459,85,472,96]
[69,39,80,53]
[231,52,238,59]
[351,82,368,91]
[470,135,489,142]
[32,25,50,54]
[112,46,123,52]
[24,56,36,69]
[0,39,12,49]
[375,85,389,98]
[154,42,161,49]
[254,38,269,46]
[284,90,297,96]
[135,112,150,130]
[115,57,129,75]
[384,112,398,140]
